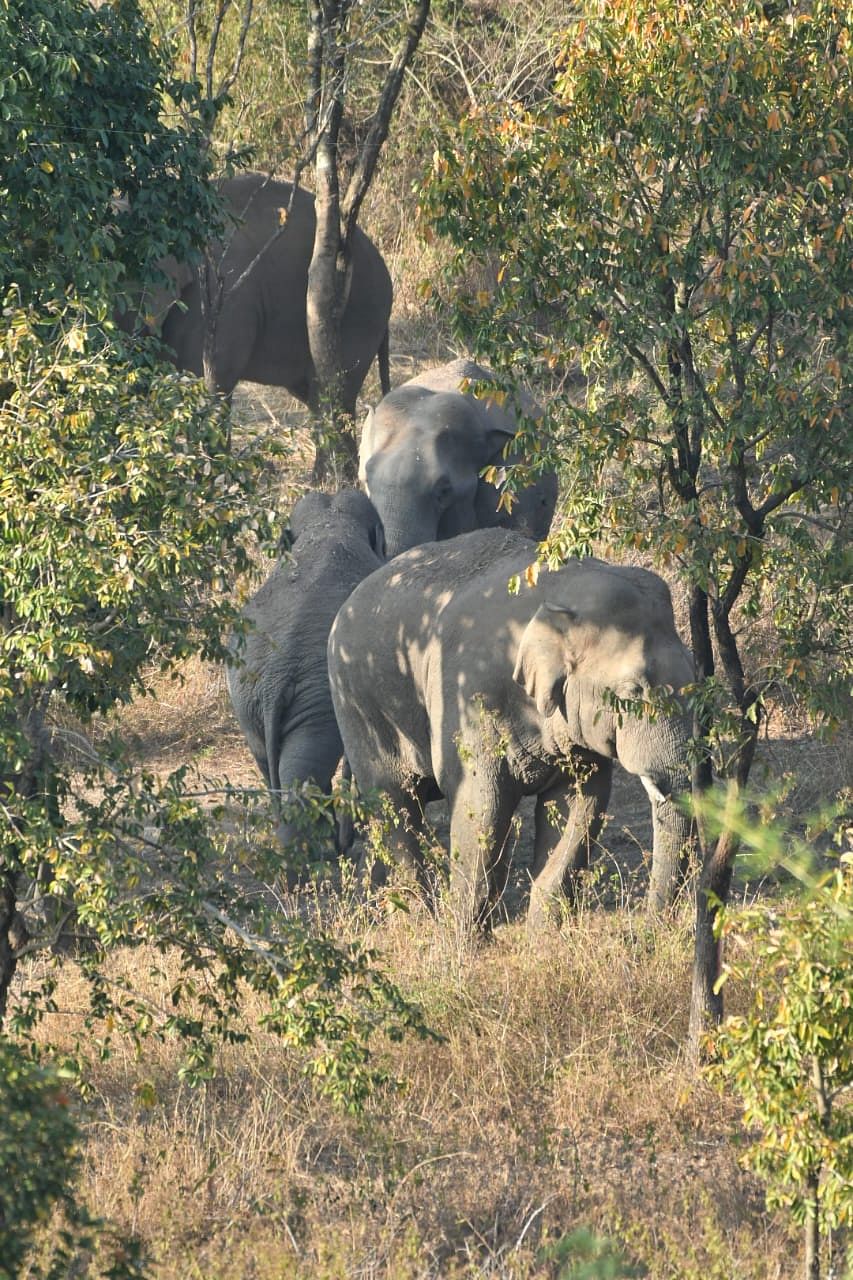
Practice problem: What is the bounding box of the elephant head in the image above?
[513,597,695,910]
[360,384,517,558]
[282,489,386,560]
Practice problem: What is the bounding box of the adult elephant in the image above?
[329,529,694,929]
[358,359,557,558]
[227,490,385,862]
[131,172,392,410]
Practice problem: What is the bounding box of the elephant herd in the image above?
[226,359,694,929]
[145,171,694,927]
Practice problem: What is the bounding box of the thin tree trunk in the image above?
[305,0,358,482]
[804,1055,830,1280]
[804,1167,820,1280]
[687,724,757,1055]
[200,251,223,397]
[0,869,18,1023]
[688,582,715,796]
[307,151,358,480]
[303,0,432,482]
[688,826,736,1043]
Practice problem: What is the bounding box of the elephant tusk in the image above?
[640,774,669,805]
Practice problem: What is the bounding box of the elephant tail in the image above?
[263,678,295,797]
[336,756,356,859]
[377,327,391,396]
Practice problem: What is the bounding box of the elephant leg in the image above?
[241,722,272,790]
[447,774,518,931]
[528,758,613,930]
[209,305,258,395]
[275,724,343,870]
[365,776,435,891]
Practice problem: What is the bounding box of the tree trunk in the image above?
[804,1167,820,1280]
[307,150,358,482]
[199,254,222,398]
[688,721,757,1055]
[688,827,736,1048]
[0,869,18,1024]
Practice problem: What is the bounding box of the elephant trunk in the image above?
[379,507,439,559]
[644,776,694,912]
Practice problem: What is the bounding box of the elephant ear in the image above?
[472,397,519,465]
[138,256,195,334]
[512,603,579,718]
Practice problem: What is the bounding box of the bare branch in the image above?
[187,0,199,84]
[342,0,432,244]
[217,0,255,103]
[206,0,234,102]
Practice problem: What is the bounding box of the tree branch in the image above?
[216,0,255,103]
[206,0,234,102]
[342,0,432,246]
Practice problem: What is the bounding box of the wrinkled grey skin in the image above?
[329,529,694,928]
[358,359,558,558]
[227,490,385,860]
[133,173,392,409]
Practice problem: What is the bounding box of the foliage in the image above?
[1,302,432,1087]
[707,802,852,1274]
[420,0,851,1036]
[0,0,223,315]
[539,1226,647,1278]
[0,1036,146,1279]
[420,0,851,736]
[1,0,431,1209]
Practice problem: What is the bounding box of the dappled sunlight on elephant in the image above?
[329,529,694,929]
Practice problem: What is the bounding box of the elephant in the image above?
[358,359,558,559]
[226,489,385,863]
[129,172,392,410]
[328,529,694,929]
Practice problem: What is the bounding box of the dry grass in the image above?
[20,892,797,1279]
[24,639,836,1278]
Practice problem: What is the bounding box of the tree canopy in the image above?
[1,0,224,313]
[420,0,851,1037]
[0,0,428,1171]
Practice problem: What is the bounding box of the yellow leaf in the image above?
[39,159,54,173]
[277,207,288,226]
[476,290,490,307]
[767,109,781,131]
[524,561,540,587]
